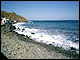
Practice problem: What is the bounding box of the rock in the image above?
[70,47,76,50]
[17,27,20,30]
[76,50,79,54]
[26,49,28,52]
[22,28,25,31]
[21,34,24,36]
[41,35,43,37]
[31,33,35,34]
[6,24,16,32]
[52,42,54,43]
[37,48,40,51]
[49,44,52,45]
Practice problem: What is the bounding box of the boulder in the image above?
[31,33,35,34]
[22,28,25,31]
[5,24,16,32]
[70,47,76,50]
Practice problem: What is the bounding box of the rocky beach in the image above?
[1,1,79,59]
[1,23,79,59]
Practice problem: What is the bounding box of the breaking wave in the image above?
[12,22,79,54]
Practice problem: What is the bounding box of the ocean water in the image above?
[13,20,79,54]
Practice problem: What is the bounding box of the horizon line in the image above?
[28,19,78,21]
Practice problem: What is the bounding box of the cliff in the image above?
[1,10,28,22]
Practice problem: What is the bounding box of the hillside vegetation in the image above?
[1,10,28,22]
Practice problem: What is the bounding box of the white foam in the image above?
[12,23,79,52]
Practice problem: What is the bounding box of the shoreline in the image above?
[1,23,79,59]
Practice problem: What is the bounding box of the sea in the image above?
[13,20,79,54]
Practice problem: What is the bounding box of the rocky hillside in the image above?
[1,10,28,22]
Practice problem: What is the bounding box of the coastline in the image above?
[1,23,79,59]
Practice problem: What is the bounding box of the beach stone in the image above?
[21,34,24,36]
[41,35,43,37]
[49,44,52,45]
[1,23,79,59]
[17,27,19,30]
[22,28,25,31]
[31,33,35,34]
[70,47,76,50]
[76,50,79,54]
[37,48,41,51]
[5,24,16,32]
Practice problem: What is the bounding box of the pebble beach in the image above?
[1,24,79,59]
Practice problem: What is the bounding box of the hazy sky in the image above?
[1,1,79,20]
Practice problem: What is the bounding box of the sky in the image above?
[1,1,79,20]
